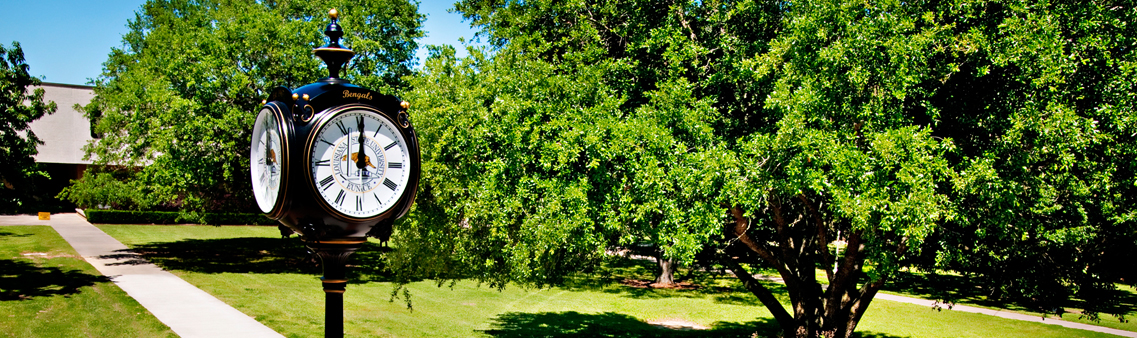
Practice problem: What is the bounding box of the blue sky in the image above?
[0,1,481,86]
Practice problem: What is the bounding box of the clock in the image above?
[249,103,290,216]
[306,104,412,219]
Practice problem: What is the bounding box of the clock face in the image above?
[250,106,286,214]
[308,106,412,218]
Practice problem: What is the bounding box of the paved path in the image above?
[746,273,1136,338]
[1,213,283,338]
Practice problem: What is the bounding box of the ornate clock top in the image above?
[313,8,354,79]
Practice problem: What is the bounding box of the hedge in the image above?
[84,209,278,225]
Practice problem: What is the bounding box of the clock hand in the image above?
[356,117,367,170]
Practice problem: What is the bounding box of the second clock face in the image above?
[308,107,411,219]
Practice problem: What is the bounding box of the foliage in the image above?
[398,1,1136,337]
[76,0,423,214]
[916,0,1137,318]
[0,42,57,213]
[57,171,150,210]
[84,209,276,225]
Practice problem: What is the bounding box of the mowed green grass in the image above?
[0,226,175,338]
[881,269,1137,333]
[99,224,1124,338]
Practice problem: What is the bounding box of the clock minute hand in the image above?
[356,117,367,170]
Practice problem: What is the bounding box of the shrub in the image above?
[84,209,276,225]
[57,172,151,210]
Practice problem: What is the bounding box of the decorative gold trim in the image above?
[313,47,356,57]
[301,104,315,123]
[302,93,310,101]
[400,101,409,109]
[321,279,349,283]
[324,290,346,294]
[291,93,299,100]
[399,112,410,128]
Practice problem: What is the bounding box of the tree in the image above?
[397,1,1135,337]
[0,41,56,213]
[916,0,1137,318]
[70,0,422,214]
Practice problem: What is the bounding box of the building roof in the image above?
[28,83,96,165]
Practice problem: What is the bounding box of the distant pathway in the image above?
[0,213,284,338]
[747,273,1137,338]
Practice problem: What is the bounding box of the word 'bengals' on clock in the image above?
[343,90,373,101]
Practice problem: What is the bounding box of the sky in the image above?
[0,1,482,86]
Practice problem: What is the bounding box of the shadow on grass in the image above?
[0,230,33,238]
[484,311,780,338]
[0,259,109,300]
[559,256,781,307]
[99,237,393,283]
[885,270,1137,316]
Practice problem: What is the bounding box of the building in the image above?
[26,82,97,208]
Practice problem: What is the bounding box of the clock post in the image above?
[249,9,420,338]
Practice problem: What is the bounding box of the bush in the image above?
[84,209,277,225]
[57,172,151,210]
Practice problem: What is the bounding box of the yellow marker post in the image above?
[38,212,50,220]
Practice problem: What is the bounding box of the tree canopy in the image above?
[68,0,423,214]
[397,1,1136,337]
[0,41,56,213]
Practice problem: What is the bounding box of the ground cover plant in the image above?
[0,226,174,337]
[99,224,1123,338]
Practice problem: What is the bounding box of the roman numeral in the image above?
[355,196,363,211]
[320,138,334,146]
[335,190,346,205]
[314,159,330,167]
[383,178,397,190]
[319,176,334,190]
[385,142,397,150]
[388,162,402,169]
[336,121,350,135]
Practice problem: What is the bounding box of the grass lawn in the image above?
[100,224,1125,338]
[881,268,1137,333]
[0,226,175,338]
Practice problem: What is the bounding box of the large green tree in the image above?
[0,42,56,213]
[72,0,422,213]
[398,1,1134,337]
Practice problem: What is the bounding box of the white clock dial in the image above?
[309,107,411,218]
[250,106,286,213]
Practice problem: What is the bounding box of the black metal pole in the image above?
[310,238,365,338]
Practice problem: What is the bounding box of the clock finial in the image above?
[313,8,355,80]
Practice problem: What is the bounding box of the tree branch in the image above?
[800,193,835,283]
[721,255,795,330]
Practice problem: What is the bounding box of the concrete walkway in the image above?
[1,213,283,338]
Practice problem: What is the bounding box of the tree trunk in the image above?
[726,204,891,338]
[655,255,676,285]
